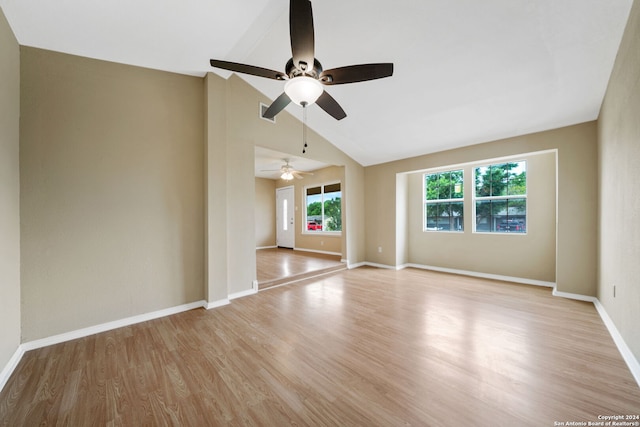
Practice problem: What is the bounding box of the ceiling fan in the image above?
[210,0,393,121]
[262,159,313,181]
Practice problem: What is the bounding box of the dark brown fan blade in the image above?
[319,63,394,85]
[210,59,286,80]
[316,91,346,120]
[263,92,292,119]
[290,0,315,72]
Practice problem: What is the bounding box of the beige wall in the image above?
[0,6,21,376]
[275,166,344,254]
[20,48,205,341]
[598,0,640,362]
[365,122,597,294]
[405,151,556,282]
[255,178,276,248]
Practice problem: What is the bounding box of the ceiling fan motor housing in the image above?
[286,57,323,79]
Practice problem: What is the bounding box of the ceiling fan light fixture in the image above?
[281,171,294,181]
[284,76,323,106]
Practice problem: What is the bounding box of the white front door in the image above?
[276,186,295,248]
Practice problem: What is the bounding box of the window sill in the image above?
[302,231,342,237]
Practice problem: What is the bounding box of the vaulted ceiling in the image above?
[1,0,633,166]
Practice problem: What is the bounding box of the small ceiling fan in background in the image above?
[210,0,393,121]
[262,159,314,181]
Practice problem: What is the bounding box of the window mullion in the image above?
[475,194,527,201]
[426,197,463,204]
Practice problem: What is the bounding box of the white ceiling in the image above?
[1,0,633,167]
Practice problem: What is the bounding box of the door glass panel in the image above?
[283,199,288,231]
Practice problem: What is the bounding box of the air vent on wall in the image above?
[260,103,276,123]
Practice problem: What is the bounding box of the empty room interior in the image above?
[1,0,640,425]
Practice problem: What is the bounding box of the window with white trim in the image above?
[474,161,527,233]
[305,182,341,233]
[424,170,464,232]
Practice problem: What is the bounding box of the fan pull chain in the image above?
[302,102,308,154]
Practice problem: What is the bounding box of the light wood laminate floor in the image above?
[1,268,639,426]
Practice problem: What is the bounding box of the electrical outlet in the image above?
[320,241,324,246]
[378,246,382,253]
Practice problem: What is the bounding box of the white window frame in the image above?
[472,160,528,235]
[423,169,464,233]
[303,181,342,236]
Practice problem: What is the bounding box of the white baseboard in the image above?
[347,261,366,269]
[258,245,342,257]
[593,299,640,387]
[362,261,405,270]
[293,247,342,257]
[21,300,207,352]
[552,287,597,302]
[0,345,26,394]
[405,263,555,287]
[358,261,556,287]
[229,288,258,300]
[206,298,230,310]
